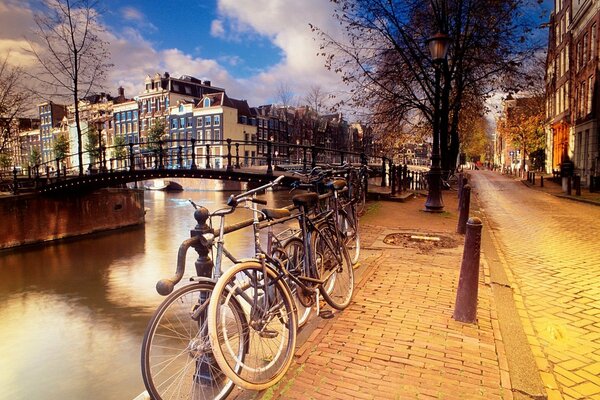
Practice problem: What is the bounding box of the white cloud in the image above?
[210,19,225,38]
[0,1,350,111]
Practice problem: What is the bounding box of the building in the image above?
[38,102,67,163]
[545,0,600,186]
[191,92,256,168]
[137,72,225,140]
[570,0,599,185]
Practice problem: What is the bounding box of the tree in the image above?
[312,0,547,173]
[84,124,102,163]
[29,148,42,167]
[111,135,127,161]
[496,96,545,172]
[0,54,29,154]
[53,133,70,161]
[27,0,112,175]
[146,119,167,167]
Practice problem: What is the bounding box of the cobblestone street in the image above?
[473,170,600,400]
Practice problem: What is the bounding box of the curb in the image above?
[519,179,600,207]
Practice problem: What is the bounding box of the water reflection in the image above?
[0,178,294,400]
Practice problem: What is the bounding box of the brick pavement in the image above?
[473,171,600,400]
[233,192,513,400]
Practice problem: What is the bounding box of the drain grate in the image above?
[383,232,459,252]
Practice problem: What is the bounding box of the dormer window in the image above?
[179,104,184,113]
[204,98,211,108]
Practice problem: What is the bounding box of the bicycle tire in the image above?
[311,222,354,310]
[281,237,313,328]
[208,261,297,391]
[339,205,360,265]
[141,282,245,400]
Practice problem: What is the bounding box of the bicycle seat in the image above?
[263,208,291,220]
[292,192,319,208]
[325,179,347,191]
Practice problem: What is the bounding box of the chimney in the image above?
[203,80,211,86]
[118,86,125,97]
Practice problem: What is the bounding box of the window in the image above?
[127,111,132,120]
[588,76,593,114]
[205,116,212,126]
[584,33,589,64]
[179,117,185,128]
[133,110,138,120]
[197,117,203,126]
[214,115,221,126]
[593,24,597,60]
[204,98,211,107]
[179,104,184,113]
[213,129,221,141]
[187,117,192,127]
[172,119,178,129]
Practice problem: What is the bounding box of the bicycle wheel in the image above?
[208,261,297,391]
[311,222,354,310]
[281,237,313,328]
[339,205,360,265]
[141,282,245,400]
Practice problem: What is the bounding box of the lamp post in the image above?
[424,32,451,212]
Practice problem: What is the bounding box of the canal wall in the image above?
[0,188,145,249]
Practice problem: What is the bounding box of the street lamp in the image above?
[424,32,451,212]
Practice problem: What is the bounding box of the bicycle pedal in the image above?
[258,329,279,339]
[319,310,334,319]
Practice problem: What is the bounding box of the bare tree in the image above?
[0,54,29,156]
[275,82,295,110]
[303,85,329,115]
[27,0,112,175]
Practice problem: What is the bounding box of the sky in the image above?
[0,0,347,110]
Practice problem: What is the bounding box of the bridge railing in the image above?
[5,138,404,193]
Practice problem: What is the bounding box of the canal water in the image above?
[0,179,295,400]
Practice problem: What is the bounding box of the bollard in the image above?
[457,184,471,234]
[453,217,483,323]
[540,175,544,187]
[532,172,535,185]
[567,176,572,195]
[575,175,581,196]
[191,206,214,277]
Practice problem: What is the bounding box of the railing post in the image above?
[266,140,273,175]
[102,147,107,172]
[190,138,197,170]
[340,151,345,166]
[205,144,211,169]
[381,157,387,187]
[158,140,164,169]
[226,138,233,171]
[177,146,183,169]
[235,143,240,168]
[129,143,135,171]
[453,217,483,323]
[311,145,317,169]
[12,167,18,195]
[56,158,61,179]
[303,147,308,172]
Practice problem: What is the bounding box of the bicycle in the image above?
[207,178,354,391]
[141,176,289,400]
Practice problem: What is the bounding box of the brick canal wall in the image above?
[0,188,145,249]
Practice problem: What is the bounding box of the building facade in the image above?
[38,102,67,163]
[545,0,600,186]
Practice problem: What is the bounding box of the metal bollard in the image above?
[575,175,581,196]
[541,175,544,187]
[191,207,214,277]
[567,176,572,195]
[457,184,471,234]
[532,172,535,185]
[453,217,483,323]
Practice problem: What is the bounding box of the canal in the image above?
[0,179,295,400]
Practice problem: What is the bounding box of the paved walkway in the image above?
[227,174,600,400]
[231,191,512,399]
